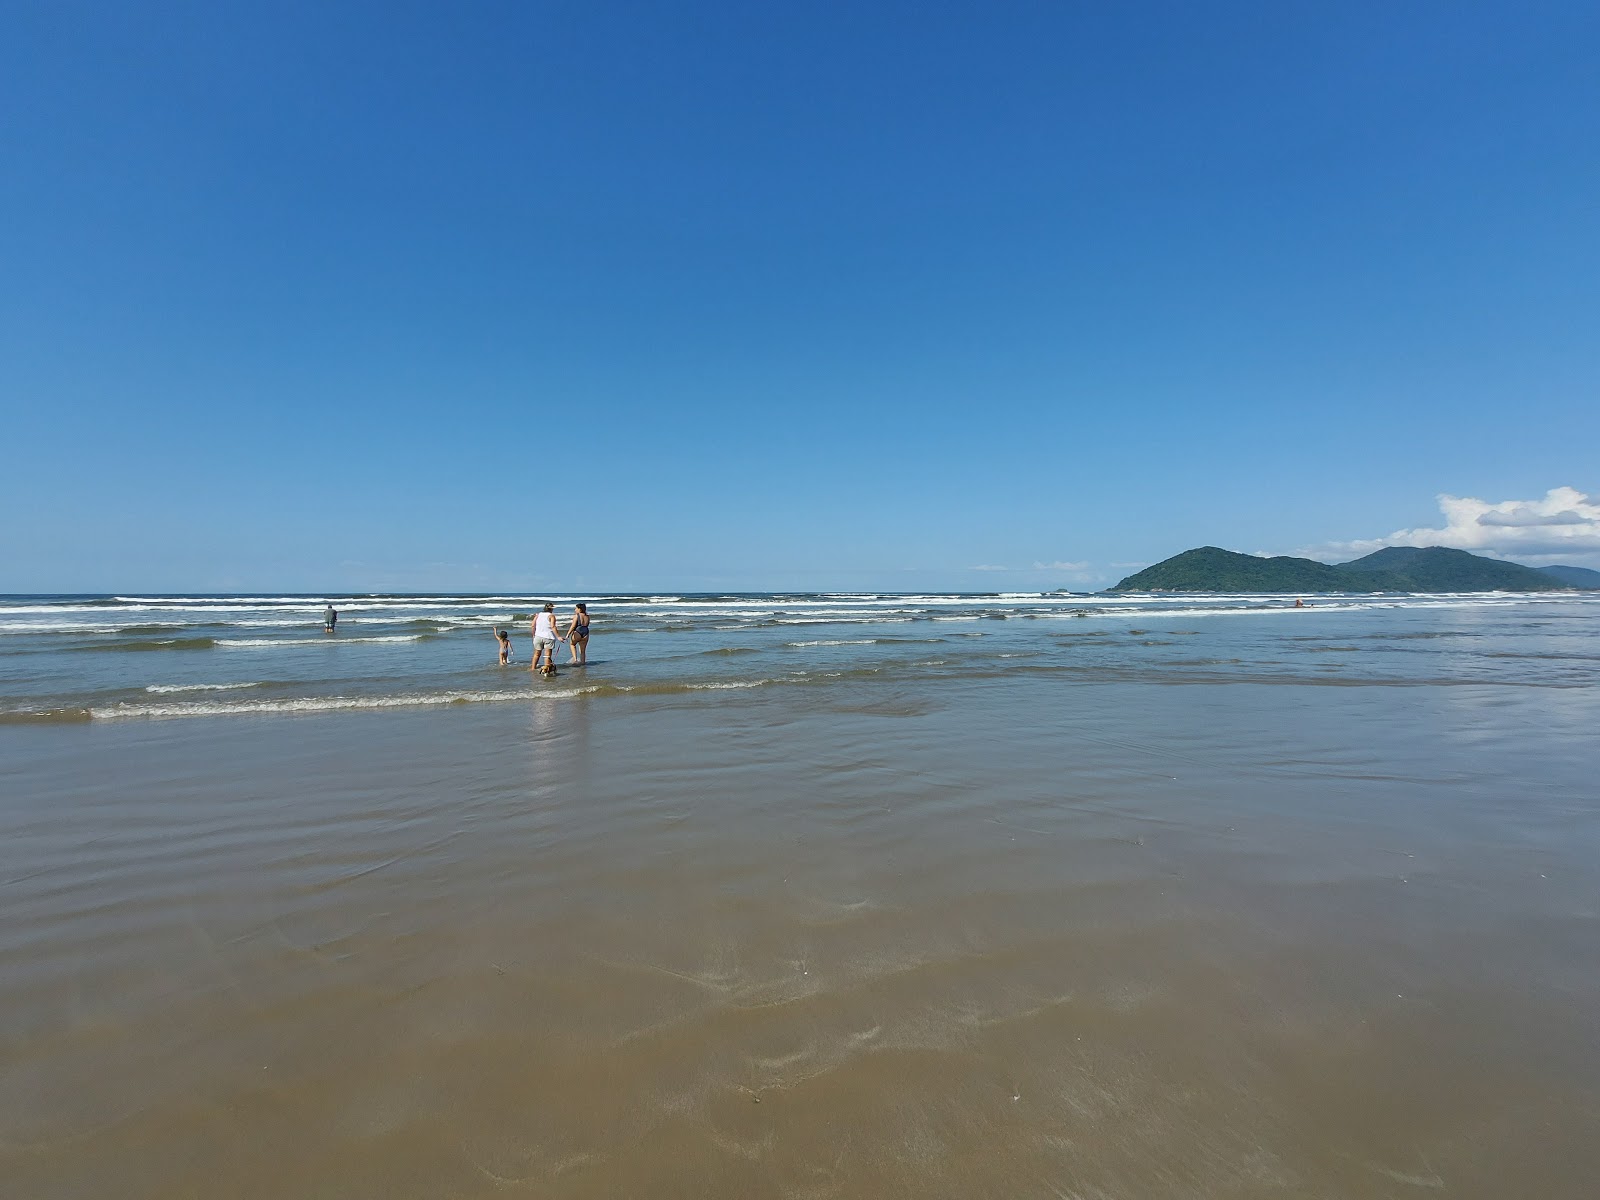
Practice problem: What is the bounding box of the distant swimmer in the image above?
[564,602,590,665]
[531,603,560,676]
[494,626,513,665]
[323,604,338,632]
[1294,598,1308,608]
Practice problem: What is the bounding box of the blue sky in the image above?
[3,1,1597,592]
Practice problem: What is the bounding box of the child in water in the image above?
[493,627,513,665]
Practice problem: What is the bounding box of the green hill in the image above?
[1112,547,1387,592]
[1334,546,1562,591]
[1538,564,1600,588]
[1112,545,1576,593]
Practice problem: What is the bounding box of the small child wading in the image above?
[494,627,512,665]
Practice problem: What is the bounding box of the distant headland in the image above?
[1111,545,1600,593]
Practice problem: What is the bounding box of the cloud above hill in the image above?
[1307,487,1600,566]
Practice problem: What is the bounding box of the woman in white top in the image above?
[531,602,559,674]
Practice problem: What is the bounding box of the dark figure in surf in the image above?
[323,604,338,633]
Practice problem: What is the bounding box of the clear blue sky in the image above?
[3,1,1597,592]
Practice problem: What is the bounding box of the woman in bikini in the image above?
[564,603,590,665]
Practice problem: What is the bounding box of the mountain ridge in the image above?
[1112,545,1574,593]
[1537,564,1600,588]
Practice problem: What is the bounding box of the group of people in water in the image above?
[318,601,590,678]
[497,602,589,676]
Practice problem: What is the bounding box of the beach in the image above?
[2,592,1598,1197]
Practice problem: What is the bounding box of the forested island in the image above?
[1111,545,1595,593]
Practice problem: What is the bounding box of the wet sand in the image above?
[2,668,1598,1197]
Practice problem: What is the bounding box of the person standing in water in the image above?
[493,626,513,665]
[323,604,338,633]
[564,603,590,665]
[531,603,560,675]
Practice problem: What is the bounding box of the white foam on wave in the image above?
[0,621,110,634]
[1,616,428,635]
[113,595,323,605]
[216,635,424,648]
[92,675,777,720]
[1042,606,1316,622]
[770,616,915,625]
[11,592,1588,651]
[96,688,586,720]
[0,605,133,616]
[145,682,262,693]
[785,639,877,647]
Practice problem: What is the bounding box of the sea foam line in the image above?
[88,677,778,720]
[97,688,583,719]
[145,682,263,693]
[216,635,424,648]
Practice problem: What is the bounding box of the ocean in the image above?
[2,590,1598,1197]
[5,589,1599,720]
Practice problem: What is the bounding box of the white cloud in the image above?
[968,564,1012,572]
[1031,560,1090,571]
[1306,487,1600,567]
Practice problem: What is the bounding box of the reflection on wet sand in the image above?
[1,667,1597,1198]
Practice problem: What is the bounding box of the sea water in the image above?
[1,591,1597,1197]
[3,589,1598,720]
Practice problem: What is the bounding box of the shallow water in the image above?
[2,594,1597,1196]
[1,589,1597,721]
